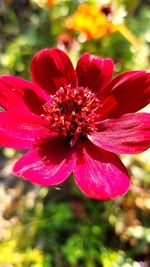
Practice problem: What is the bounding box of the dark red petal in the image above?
[31,48,77,95]
[0,76,49,114]
[13,139,76,186]
[98,71,150,120]
[73,140,130,200]
[88,113,150,154]
[76,52,114,95]
[0,112,50,149]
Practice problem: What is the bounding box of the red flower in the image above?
[0,48,150,200]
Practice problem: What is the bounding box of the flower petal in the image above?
[0,112,50,149]
[76,52,114,95]
[0,76,48,114]
[13,138,76,186]
[31,48,77,95]
[88,113,150,154]
[98,71,150,120]
[73,140,130,200]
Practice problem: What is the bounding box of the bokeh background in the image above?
[0,0,150,266]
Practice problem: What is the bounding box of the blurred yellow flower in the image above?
[65,3,114,39]
[47,0,56,5]
[65,3,140,48]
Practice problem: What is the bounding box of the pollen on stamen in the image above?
[42,85,99,145]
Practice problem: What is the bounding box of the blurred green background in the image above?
[0,0,150,266]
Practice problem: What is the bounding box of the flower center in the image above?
[42,85,99,146]
[100,5,112,17]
